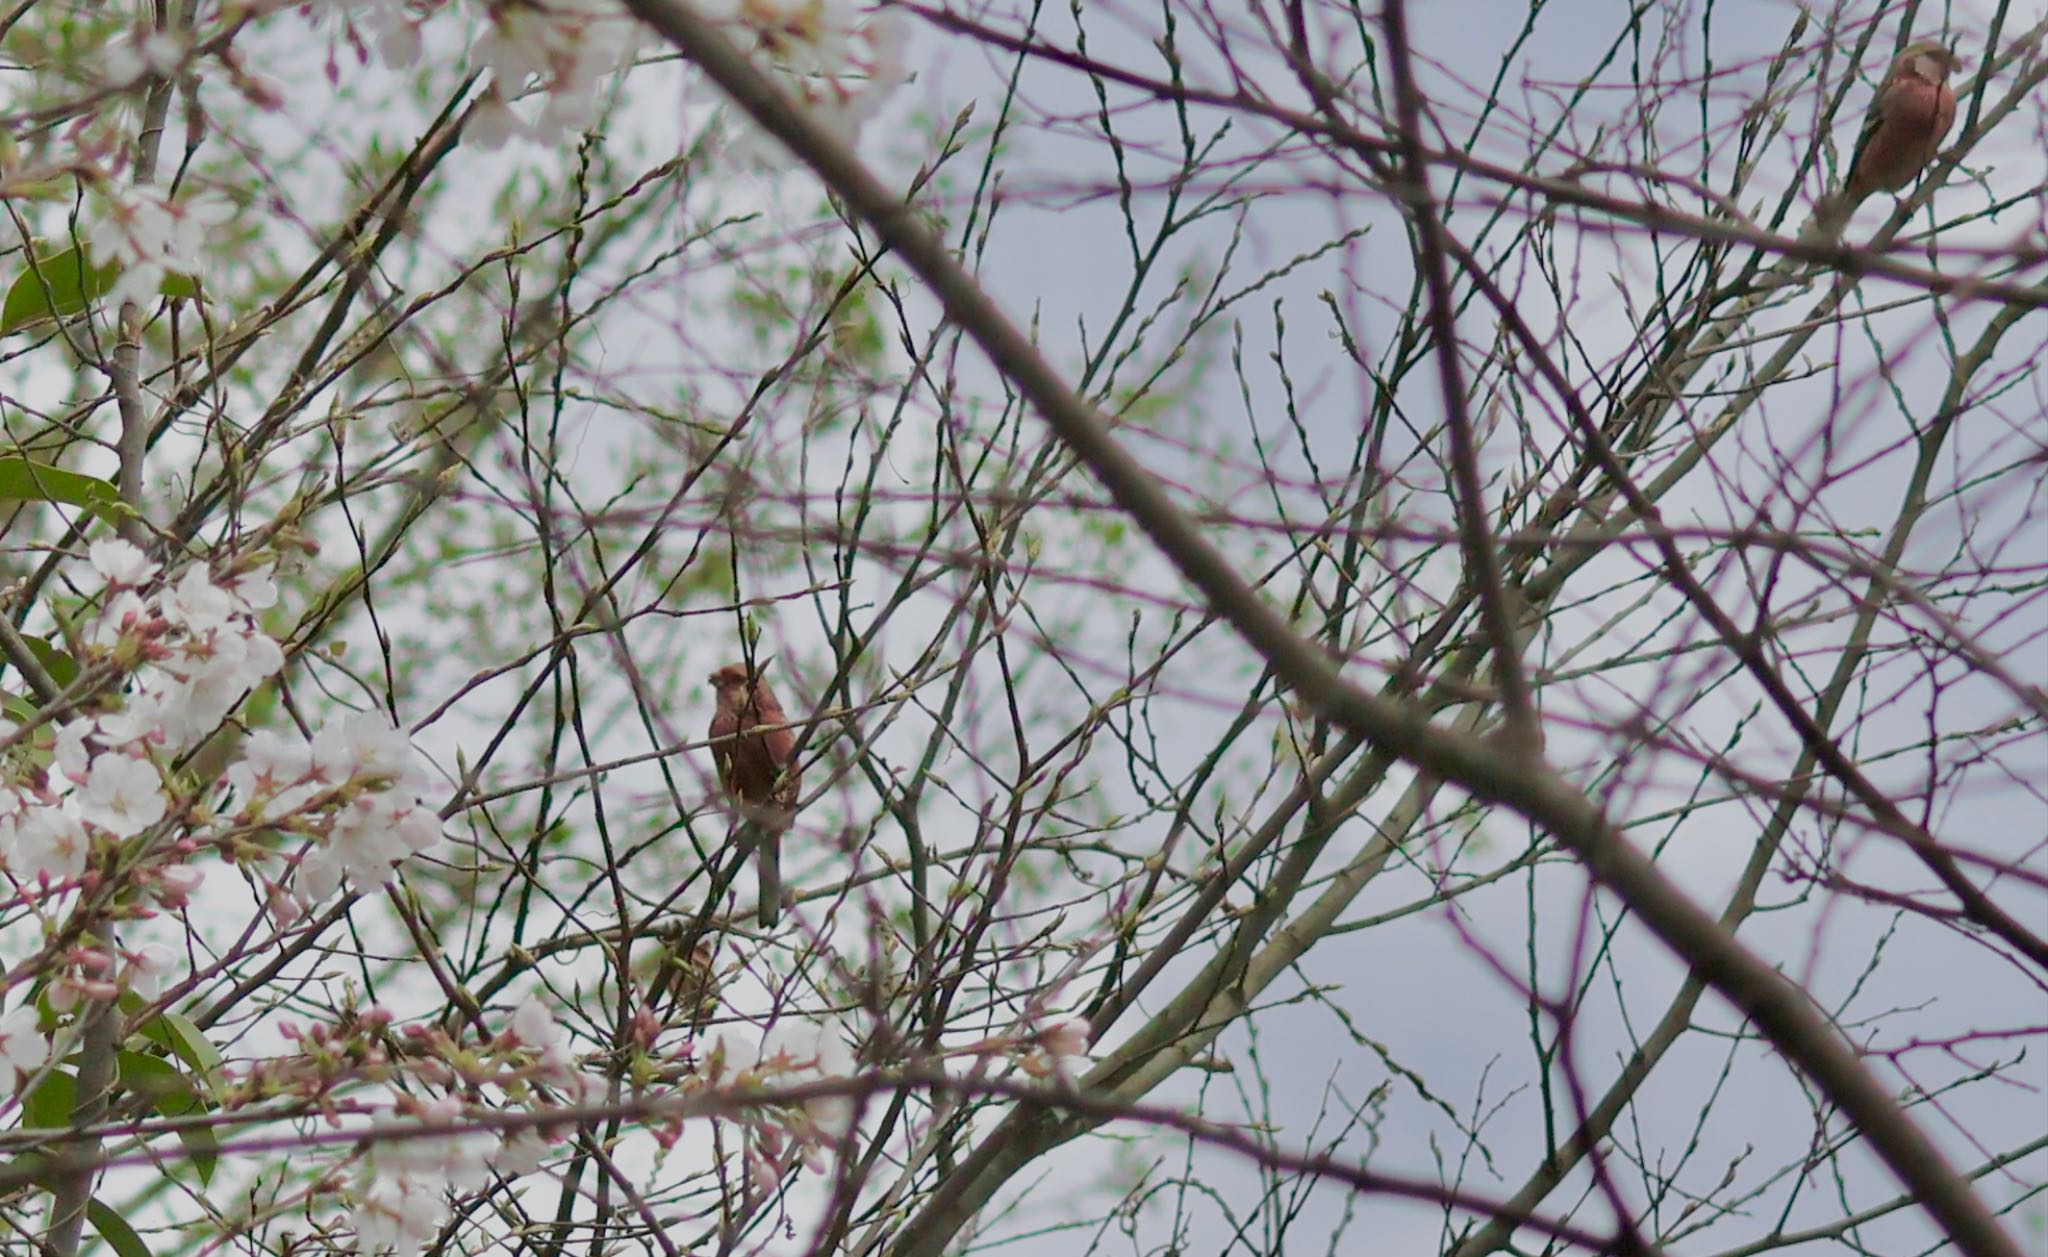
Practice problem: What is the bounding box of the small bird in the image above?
[708,659,801,927]
[1807,39,1960,240]
[641,923,721,1027]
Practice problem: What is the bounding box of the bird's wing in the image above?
[1843,89,1887,189]
[745,699,801,812]
[761,722,800,810]
[708,707,739,792]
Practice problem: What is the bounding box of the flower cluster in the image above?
[222,712,446,910]
[467,0,644,147]
[351,1096,499,1255]
[693,1014,859,1191]
[0,541,445,913]
[87,187,232,309]
[459,0,911,151]
[87,542,285,749]
[702,1016,858,1136]
[705,0,913,152]
[342,0,440,70]
[282,997,586,1255]
[101,28,187,89]
[0,542,282,888]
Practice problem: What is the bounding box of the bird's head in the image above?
[710,659,768,697]
[1897,39,1960,83]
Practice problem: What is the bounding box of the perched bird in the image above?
[708,659,801,927]
[1807,39,1960,239]
[640,924,721,1028]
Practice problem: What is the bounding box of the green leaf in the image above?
[0,244,202,335]
[18,635,77,689]
[0,457,121,520]
[174,1115,219,1185]
[116,1048,217,1184]
[0,246,111,333]
[136,1012,224,1090]
[116,1048,193,1109]
[22,1068,75,1129]
[1,1150,54,1190]
[130,1019,224,1184]
[88,1198,153,1257]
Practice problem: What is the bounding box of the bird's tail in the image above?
[754,825,782,928]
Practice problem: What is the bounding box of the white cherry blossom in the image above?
[8,805,89,882]
[492,1127,549,1176]
[508,995,577,1076]
[121,941,180,997]
[77,752,167,837]
[161,564,238,633]
[226,728,321,818]
[89,187,231,309]
[349,1099,496,1253]
[88,589,150,649]
[336,712,423,785]
[467,0,640,147]
[52,720,93,781]
[226,568,278,612]
[95,694,171,746]
[102,29,186,88]
[759,1015,859,1138]
[351,1173,447,1257]
[0,1006,48,1079]
[89,538,159,587]
[706,0,913,159]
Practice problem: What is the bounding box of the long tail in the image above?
[755,824,782,927]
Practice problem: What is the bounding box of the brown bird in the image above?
[708,659,801,927]
[1808,39,1960,240]
[641,923,721,1027]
